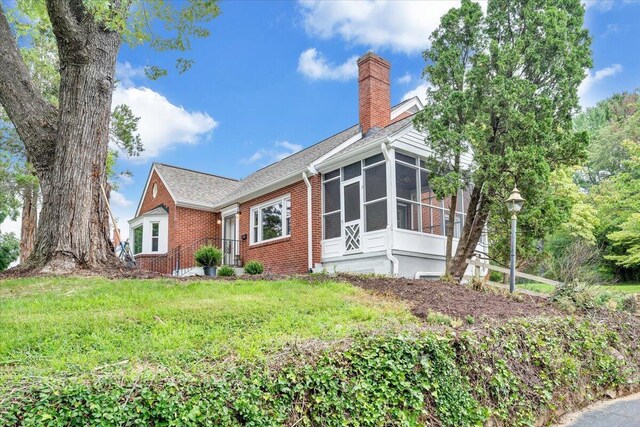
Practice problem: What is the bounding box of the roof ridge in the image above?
[241,123,359,178]
[155,163,239,182]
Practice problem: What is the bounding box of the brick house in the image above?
[128,52,487,278]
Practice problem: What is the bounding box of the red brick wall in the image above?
[239,178,319,274]
[136,169,220,272]
[358,52,391,134]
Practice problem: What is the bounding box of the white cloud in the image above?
[116,61,146,87]
[112,86,218,160]
[241,140,303,165]
[110,191,133,208]
[297,48,358,81]
[397,73,413,85]
[582,0,614,11]
[402,82,431,103]
[299,0,465,54]
[578,64,622,108]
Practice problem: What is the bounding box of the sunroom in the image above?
[314,125,486,278]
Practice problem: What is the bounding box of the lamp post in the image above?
[506,186,525,293]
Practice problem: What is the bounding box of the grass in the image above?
[518,281,640,295]
[604,282,640,293]
[0,277,415,383]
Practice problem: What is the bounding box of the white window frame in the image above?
[249,194,291,245]
[394,150,469,238]
[151,222,160,252]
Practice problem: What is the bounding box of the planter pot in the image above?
[203,266,217,277]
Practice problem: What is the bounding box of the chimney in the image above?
[357,52,391,135]
[112,227,121,249]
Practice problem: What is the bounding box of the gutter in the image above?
[381,141,399,277]
[302,171,314,272]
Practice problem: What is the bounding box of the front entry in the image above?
[222,215,237,265]
[342,178,362,253]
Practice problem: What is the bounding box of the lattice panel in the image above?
[345,223,361,251]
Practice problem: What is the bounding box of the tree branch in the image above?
[45,0,86,56]
[0,5,58,176]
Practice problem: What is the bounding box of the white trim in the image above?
[220,204,239,217]
[390,97,424,120]
[212,172,301,210]
[302,172,313,271]
[134,164,177,217]
[249,193,291,246]
[175,199,216,212]
[308,131,362,173]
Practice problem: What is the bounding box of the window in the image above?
[395,150,469,236]
[250,196,291,244]
[323,171,341,239]
[151,222,159,252]
[133,226,143,254]
[152,182,158,198]
[322,153,389,239]
[364,162,387,232]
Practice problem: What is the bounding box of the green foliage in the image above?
[244,260,264,275]
[194,245,222,267]
[2,316,637,426]
[217,265,235,277]
[416,0,592,275]
[606,213,640,268]
[0,232,19,271]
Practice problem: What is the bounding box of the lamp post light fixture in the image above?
[506,186,525,293]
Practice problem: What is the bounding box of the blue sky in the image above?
[2,0,640,240]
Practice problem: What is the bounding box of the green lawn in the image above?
[604,283,640,293]
[518,282,640,295]
[0,277,415,383]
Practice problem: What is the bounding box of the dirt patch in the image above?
[338,274,561,320]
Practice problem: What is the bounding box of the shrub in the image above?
[244,260,264,275]
[217,265,235,277]
[194,245,222,267]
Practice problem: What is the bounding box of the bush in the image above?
[244,260,264,275]
[194,245,222,267]
[217,265,235,277]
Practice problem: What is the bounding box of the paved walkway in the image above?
[555,393,640,427]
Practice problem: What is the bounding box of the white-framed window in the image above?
[322,153,388,240]
[133,225,143,255]
[151,222,159,252]
[250,195,291,244]
[395,151,470,238]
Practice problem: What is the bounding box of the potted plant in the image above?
[194,245,222,277]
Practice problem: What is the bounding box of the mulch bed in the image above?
[338,274,562,321]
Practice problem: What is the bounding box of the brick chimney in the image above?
[358,52,391,135]
[112,227,121,249]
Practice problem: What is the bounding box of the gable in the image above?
[136,169,176,217]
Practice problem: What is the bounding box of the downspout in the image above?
[302,171,314,272]
[381,141,399,277]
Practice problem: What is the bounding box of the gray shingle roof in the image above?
[227,124,360,199]
[336,115,414,156]
[141,205,169,216]
[154,163,240,206]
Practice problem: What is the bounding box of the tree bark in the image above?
[20,183,37,261]
[0,1,122,273]
[444,192,457,276]
[450,184,491,281]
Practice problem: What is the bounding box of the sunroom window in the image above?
[251,195,291,244]
[151,222,159,252]
[322,154,388,239]
[395,151,468,237]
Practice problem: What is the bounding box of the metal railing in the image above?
[140,237,243,276]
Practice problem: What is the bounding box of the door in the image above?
[342,179,362,253]
[223,215,236,265]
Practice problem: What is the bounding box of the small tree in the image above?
[0,232,19,271]
[418,0,591,280]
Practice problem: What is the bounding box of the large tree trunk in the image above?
[450,184,491,281]
[0,2,122,273]
[19,182,37,261]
